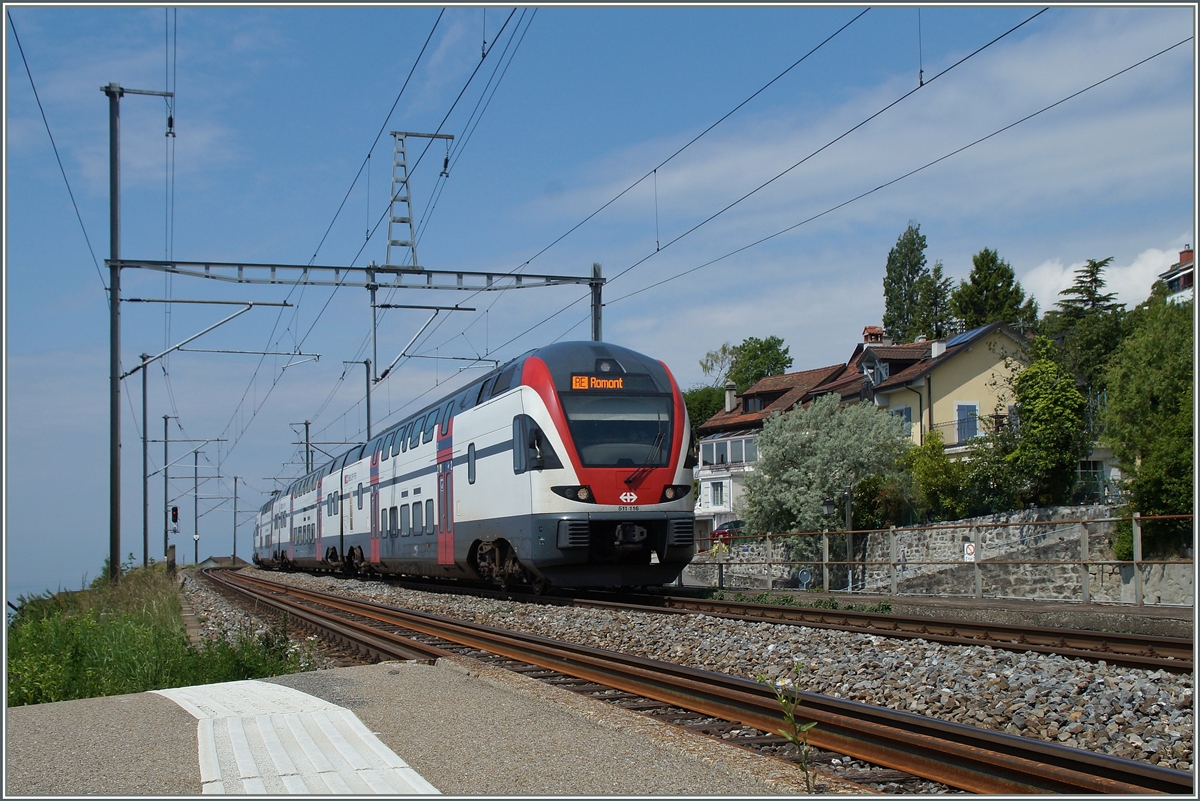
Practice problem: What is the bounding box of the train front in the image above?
[517,341,696,588]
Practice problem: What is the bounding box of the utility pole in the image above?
[232,476,239,563]
[163,415,171,561]
[194,450,200,565]
[104,82,172,583]
[141,354,150,566]
[591,262,603,342]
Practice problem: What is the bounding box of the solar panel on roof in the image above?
[945,325,990,348]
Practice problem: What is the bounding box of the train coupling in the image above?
[613,523,648,552]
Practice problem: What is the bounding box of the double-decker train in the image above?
[253,341,697,590]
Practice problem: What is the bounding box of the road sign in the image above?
[964,542,977,562]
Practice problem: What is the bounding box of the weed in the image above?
[758,662,818,793]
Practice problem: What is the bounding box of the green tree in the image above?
[1040,258,1127,393]
[1008,337,1090,506]
[699,342,736,386]
[912,260,956,341]
[882,222,928,343]
[1101,293,1193,553]
[951,247,1038,332]
[727,335,792,393]
[743,394,910,538]
[682,385,724,429]
[907,430,969,521]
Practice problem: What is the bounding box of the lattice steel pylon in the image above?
[385,131,454,270]
[385,134,418,269]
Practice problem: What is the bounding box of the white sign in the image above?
[964,542,977,562]
[619,492,638,503]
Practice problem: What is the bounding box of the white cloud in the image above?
[1021,243,1188,312]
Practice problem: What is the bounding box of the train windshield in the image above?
[558,394,672,468]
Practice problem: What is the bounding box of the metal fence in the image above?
[687,513,1193,607]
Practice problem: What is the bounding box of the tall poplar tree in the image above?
[951,247,1038,331]
[882,222,928,343]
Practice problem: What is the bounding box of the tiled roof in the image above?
[698,364,844,433]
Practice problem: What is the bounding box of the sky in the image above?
[4,4,1196,605]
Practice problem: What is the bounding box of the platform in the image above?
[5,657,825,796]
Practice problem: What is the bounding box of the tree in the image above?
[743,394,910,538]
[1008,337,1090,507]
[882,222,928,343]
[907,430,969,521]
[699,342,735,387]
[727,336,792,393]
[1101,292,1193,553]
[951,248,1038,332]
[682,385,724,430]
[912,260,956,341]
[1040,258,1126,393]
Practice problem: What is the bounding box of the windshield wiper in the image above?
[625,431,665,486]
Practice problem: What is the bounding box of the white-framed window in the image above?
[711,481,725,507]
[955,403,979,443]
[890,406,912,436]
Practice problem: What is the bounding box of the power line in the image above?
[7,11,106,299]
[607,35,1195,306]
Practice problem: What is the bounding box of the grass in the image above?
[7,556,312,707]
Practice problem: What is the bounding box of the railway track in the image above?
[207,569,1193,795]
[379,576,1194,673]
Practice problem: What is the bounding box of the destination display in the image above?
[571,374,625,390]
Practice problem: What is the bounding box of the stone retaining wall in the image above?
[683,505,1193,605]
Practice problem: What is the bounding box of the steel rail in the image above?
[219,571,1192,795]
[572,594,1194,673]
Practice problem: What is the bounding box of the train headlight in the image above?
[659,484,693,503]
[551,485,596,503]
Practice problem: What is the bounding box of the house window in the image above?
[712,481,725,507]
[701,442,715,466]
[715,441,728,464]
[891,406,912,436]
[745,438,758,462]
[731,439,744,464]
[956,404,979,443]
[745,397,762,413]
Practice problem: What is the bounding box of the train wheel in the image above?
[531,578,550,596]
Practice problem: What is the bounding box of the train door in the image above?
[436,413,455,565]
[369,448,381,563]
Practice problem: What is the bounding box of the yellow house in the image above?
[868,322,1030,451]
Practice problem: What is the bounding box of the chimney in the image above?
[931,340,946,358]
[724,381,737,413]
[1181,245,1194,266]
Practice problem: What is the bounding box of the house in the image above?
[869,321,1028,451]
[1158,245,1194,305]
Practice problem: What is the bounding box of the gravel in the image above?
[190,568,1194,773]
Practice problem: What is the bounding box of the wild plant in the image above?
[758,662,818,793]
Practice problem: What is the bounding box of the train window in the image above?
[467,443,476,484]
[379,507,387,534]
[396,423,409,454]
[412,501,423,535]
[381,432,395,461]
[440,401,454,436]
[357,483,364,510]
[427,499,435,535]
[491,364,518,397]
[423,407,442,444]
[389,506,398,537]
[400,504,410,536]
[476,376,496,405]
[409,416,425,450]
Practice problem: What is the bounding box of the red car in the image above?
[711,519,744,545]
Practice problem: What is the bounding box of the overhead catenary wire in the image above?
[606,35,1194,306]
[7,11,106,300]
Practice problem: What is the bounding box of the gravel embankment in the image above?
[191,568,1193,772]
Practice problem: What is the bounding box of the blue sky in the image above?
[4,5,1195,604]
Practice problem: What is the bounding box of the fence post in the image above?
[889,526,897,595]
[718,561,725,590]
[765,533,772,588]
[973,528,983,599]
[1079,522,1090,604]
[822,532,829,593]
[1132,513,1143,606]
